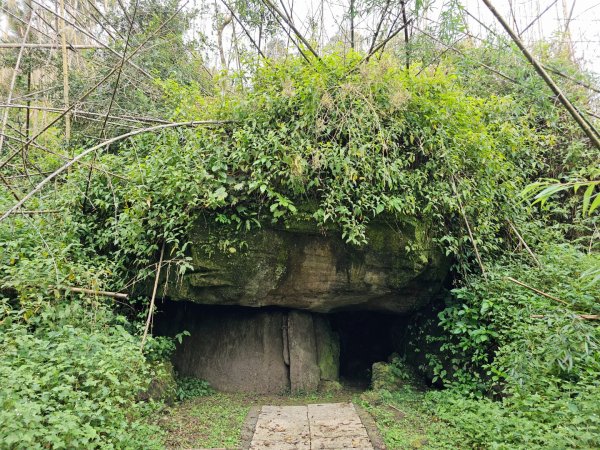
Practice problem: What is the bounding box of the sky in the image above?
[192,0,600,75]
[463,0,600,74]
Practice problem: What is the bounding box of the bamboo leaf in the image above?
[582,184,594,216]
[588,192,600,215]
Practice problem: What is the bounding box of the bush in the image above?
[423,243,600,448]
[0,301,164,449]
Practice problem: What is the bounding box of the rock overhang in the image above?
[160,217,449,314]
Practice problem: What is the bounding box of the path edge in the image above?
[353,403,387,450]
[240,405,261,450]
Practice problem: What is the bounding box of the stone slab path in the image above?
[249,403,374,450]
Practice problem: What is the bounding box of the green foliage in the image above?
[176,377,213,401]
[1,45,598,449]
[523,176,600,217]
[423,242,600,448]
[0,300,164,449]
[359,387,464,449]
[72,53,543,287]
[427,389,600,449]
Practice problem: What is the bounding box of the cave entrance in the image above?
[329,311,407,387]
[154,300,413,393]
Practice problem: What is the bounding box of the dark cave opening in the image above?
[329,311,410,386]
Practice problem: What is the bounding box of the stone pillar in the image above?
[287,311,321,392]
[314,315,340,382]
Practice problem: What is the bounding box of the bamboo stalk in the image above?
[62,286,128,299]
[0,43,103,49]
[481,0,600,150]
[261,0,320,60]
[59,0,71,142]
[0,120,231,223]
[0,103,171,124]
[508,221,542,267]
[0,14,33,158]
[367,0,391,55]
[140,243,165,351]
[452,178,487,279]
[221,0,268,60]
[0,131,129,180]
[0,0,191,171]
[505,277,570,306]
[0,209,61,214]
[530,314,599,320]
[29,0,153,79]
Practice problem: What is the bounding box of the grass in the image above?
[156,388,359,449]
[157,382,463,449]
[358,387,465,449]
[157,392,248,449]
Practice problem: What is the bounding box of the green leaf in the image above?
[582,184,594,216]
[588,192,600,215]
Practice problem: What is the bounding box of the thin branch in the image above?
[0,121,232,223]
[62,286,128,299]
[451,177,487,279]
[29,0,153,79]
[416,27,518,83]
[505,277,570,306]
[221,0,268,59]
[140,242,165,351]
[261,0,320,60]
[367,0,390,55]
[363,19,413,63]
[481,0,600,150]
[508,221,542,268]
[0,1,189,171]
[84,0,141,210]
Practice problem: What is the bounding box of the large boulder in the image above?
[163,219,447,314]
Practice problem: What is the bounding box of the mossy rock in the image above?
[161,218,448,314]
[141,361,177,404]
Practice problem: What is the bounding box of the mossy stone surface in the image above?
[162,218,448,314]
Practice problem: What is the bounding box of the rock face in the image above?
[159,217,448,393]
[170,307,290,393]
[163,219,447,314]
[165,305,340,394]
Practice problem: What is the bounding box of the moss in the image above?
[315,317,340,381]
[317,337,340,381]
[142,361,177,404]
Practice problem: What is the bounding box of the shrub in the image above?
[0,300,164,449]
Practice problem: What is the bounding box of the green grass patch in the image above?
[359,387,464,449]
[158,392,249,449]
[157,387,360,448]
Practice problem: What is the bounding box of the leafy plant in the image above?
[176,377,213,401]
[0,300,164,449]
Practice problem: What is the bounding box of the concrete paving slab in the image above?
[248,403,374,450]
